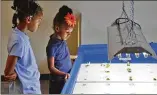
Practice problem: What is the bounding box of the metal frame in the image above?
[107,18,157,60]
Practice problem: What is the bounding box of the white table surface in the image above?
[73,63,157,94]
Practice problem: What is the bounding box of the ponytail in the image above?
[11,0,43,28]
[12,13,18,28]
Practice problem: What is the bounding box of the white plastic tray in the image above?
[76,63,157,82]
[73,63,157,94]
[73,82,157,94]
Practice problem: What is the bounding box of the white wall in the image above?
[1,1,157,74]
[80,1,157,44]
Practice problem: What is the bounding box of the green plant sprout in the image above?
[129,76,133,81]
[105,71,110,73]
[127,68,131,73]
[106,78,110,80]
[101,63,106,67]
[85,64,89,67]
[106,63,110,68]
[127,62,130,66]
[153,78,156,81]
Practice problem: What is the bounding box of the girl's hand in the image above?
[4,72,17,82]
[64,73,70,81]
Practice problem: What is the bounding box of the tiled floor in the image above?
[1,80,49,94]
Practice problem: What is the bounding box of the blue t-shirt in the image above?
[7,28,41,94]
[46,34,72,73]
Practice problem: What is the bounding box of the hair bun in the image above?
[12,0,36,11]
[59,5,72,16]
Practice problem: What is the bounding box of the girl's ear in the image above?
[25,16,32,24]
[55,26,59,32]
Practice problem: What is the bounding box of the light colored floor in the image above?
[1,80,49,94]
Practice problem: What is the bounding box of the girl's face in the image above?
[56,23,74,40]
[27,11,43,32]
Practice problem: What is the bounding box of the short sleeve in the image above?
[8,42,24,59]
[46,45,57,58]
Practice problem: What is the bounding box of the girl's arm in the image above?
[4,55,17,81]
[48,57,70,79]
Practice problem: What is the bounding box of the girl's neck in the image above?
[54,33,62,40]
[17,22,27,32]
